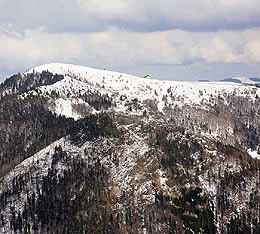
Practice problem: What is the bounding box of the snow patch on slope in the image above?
[51,98,87,120]
[247,149,260,160]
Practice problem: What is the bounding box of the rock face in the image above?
[1,63,260,234]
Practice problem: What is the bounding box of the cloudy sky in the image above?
[0,0,260,81]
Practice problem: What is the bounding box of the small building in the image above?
[144,75,151,79]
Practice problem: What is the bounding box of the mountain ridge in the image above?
[2,63,259,119]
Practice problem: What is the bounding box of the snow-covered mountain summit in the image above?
[26,63,141,80]
[20,63,260,119]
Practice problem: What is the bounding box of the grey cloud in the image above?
[0,0,260,33]
[1,1,260,81]
[1,28,260,75]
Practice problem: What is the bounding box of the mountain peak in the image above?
[26,63,141,81]
[27,63,93,75]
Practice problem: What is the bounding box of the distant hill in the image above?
[221,76,260,85]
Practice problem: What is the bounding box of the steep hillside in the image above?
[1,63,260,233]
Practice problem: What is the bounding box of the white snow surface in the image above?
[51,98,87,120]
[247,149,260,160]
[24,63,260,120]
